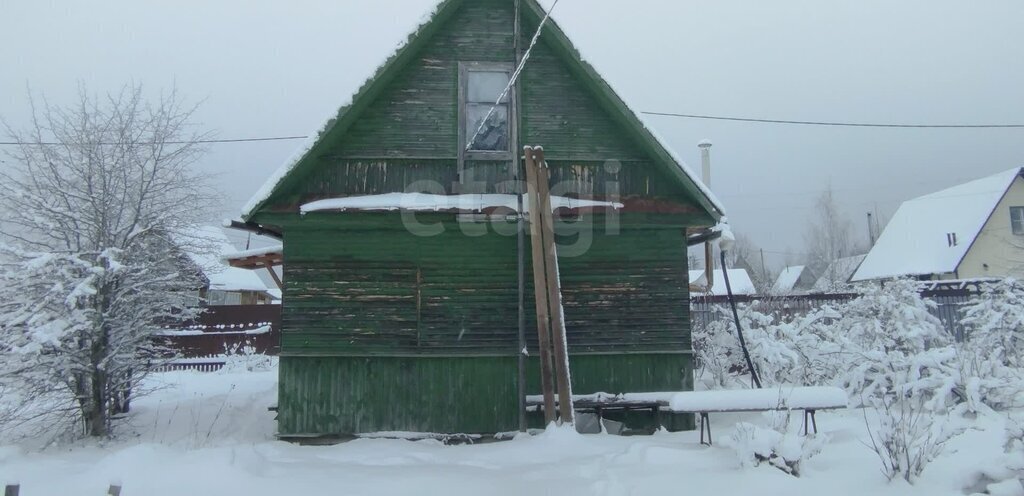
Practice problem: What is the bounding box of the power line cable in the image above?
[464,0,560,151]
[4,108,1022,147]
[640,111,1024,128]
[0,134,305,144]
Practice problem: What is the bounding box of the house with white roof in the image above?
[772,265,816,294]
[853,167,1024,282]
[813,254,867,292]
[689,269,757,296]
[182,226,274,306]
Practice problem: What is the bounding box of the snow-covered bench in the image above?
[667,387,848,445]
[527,386,847,445]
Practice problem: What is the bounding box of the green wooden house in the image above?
[241,0,725,438]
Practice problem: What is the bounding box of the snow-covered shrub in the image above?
[695,303,825,388]
[964,415,1024,495]
[729,415,828,477]
[949,280,1024,413]
[742,303,855,388]
[863,391,963,484]
[697,279,1018,418]
[221,343,274,373]
[949,345,1024,413]
[833,280,955,406]
[781,304,853,386]
[693,305,748,388]
[962,279,1024,368]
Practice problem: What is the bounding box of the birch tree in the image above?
[0,85,213,437]
[803,188,861,281]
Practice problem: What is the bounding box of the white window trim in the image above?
[1011,206,1024,235]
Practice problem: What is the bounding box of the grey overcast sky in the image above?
[3,0,1023,268]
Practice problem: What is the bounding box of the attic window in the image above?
[460,63,513,155]
[1011,207,1024,235]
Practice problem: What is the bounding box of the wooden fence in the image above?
[154,305,282,371]
[156,290,976,373]
[690,289,975,341]
[150,355,228,373]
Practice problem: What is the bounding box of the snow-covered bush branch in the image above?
[729,409,828,477]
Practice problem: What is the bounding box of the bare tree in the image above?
[723,234,776,294]
[803,188,862,283]
[0,85,213,437]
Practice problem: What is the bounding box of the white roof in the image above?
[813,255,866,292]
[772,265,807,293]
[184,226,270,293]
[689,269,757,296]
[242,0,724,218]
[853,167,1022,281]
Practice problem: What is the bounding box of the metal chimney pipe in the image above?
[695,139,716,292]
[698,139,713,187]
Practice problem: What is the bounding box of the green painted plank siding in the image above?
[260,0,701,211]
[519,19,647,162]
[544,160,701,208]
[277,353,693,436]
[279,215,690,356]
[329,0,516,160]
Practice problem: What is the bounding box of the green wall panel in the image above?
[279,215,690,356]
[278,352,693,436]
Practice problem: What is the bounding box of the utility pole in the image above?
[867,212,876,247]
[760,248,768,289]
[512,0,527,434]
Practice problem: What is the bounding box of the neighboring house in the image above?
[689,269,757,296]
[183,226,273,306]
[854,167,1024,282]
[237,0,725,438]
[772,265,816,294]
[813,254,867,293]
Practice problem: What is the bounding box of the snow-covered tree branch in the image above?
[0,84,213,437]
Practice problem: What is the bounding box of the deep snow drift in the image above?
[0,364,1017,496]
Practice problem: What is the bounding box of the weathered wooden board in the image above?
[276,353,694,436]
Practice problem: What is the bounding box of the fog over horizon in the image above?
[4,0,1023,271]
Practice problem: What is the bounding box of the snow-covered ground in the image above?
[0,364,1016,496]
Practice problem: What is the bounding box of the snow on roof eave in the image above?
[223,244,284,262]
[300,193,624,214]
[240,0,457,220]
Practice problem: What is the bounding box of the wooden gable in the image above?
[245,0,723,226]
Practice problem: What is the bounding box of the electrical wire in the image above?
[464,0,560,151]
[721,250,763,389]
[0,134,305,144]
[4,108,1022,147]
[4,101,1023,148]
[641,111,1024,129]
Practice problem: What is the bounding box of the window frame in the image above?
[1011,206,1024,235]
[458,62,517,177]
